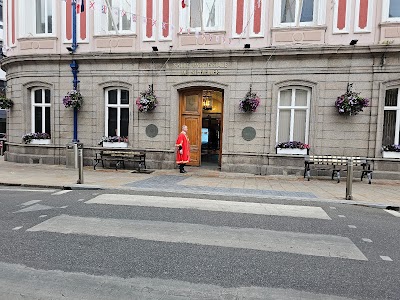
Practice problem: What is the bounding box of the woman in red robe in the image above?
[175,125,190,173]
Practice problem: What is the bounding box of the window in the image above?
[105,88,129,137]
[383,0,400,22]
[95,0,136,34]
[31,88,51,135]
[181,0,225,32]
[20,0,54,36]
[274,0,325,27]
[276,87,310,144]
[382,88,400,146]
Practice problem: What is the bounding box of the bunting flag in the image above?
[59,0,254,46]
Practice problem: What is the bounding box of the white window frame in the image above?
[276,87,311,144]
[95,0,136,35]
[383,88,400,145]
[105,88,130,137]
[179,0,225,33]
[332,0,351,33]
[382,0,400,22]
[158,0,173,41]
[20,0,55,37]
[354,0,373,33]
[273,0,326,28]
[31,88,51,134]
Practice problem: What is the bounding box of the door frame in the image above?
[179,87,224,167]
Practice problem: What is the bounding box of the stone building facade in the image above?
[1,0,400,177]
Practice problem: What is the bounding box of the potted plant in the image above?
[276,141,310,155]
[382,144,400,159]
[62,90,83,110]
[335,89,369,116]
[99,136,128,148]
[22,132,51,145]
[136,85,157,112]
[239,89,260,113]
[0,95,13,109]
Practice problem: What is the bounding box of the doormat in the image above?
[131,169,155,174]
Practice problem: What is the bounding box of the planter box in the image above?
[276,148,309,155]
[103,142,128,148]
[382,151,400,159]
[30,139,51,145]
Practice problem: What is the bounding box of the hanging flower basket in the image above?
[0,95,13,109]
[335,90,369,116]
[239,90,260,113]
[136,85,157,112]
[22,132,51,144]
[63,90,83,110]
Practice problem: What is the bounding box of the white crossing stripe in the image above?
[27,215,367,261]
[51,190,71,195]
[0,188,56,193]
[21,200,42,206]
[348,225,357,228]
[86,194,332,220]
[380,256,393,262]
[384,209,400,217]
[12,226,23,231]
[362,238,372,243]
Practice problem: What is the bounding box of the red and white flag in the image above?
[76,0,85,14]
[181,0,188,8]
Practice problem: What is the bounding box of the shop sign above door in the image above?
[171,62,229,75]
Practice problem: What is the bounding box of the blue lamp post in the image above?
[69,0,79,142]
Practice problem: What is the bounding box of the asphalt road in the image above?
[0,187,399,300]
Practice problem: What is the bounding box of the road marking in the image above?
[0,188,56,193]
[380,256,393,262]
[329,207,337,210]
[338,215,346,218]
[59,206,68,209]
[362,238,372,243]
[348,225,357,228]
[12,226,23,231]
[86,194,332,220]
[21,200,42,206]
[78,199,85,201]
[51,190,71,196]
[27,215,368,260]
[14,204,55,213]
[384,209,400,217]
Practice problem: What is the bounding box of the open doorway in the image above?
[201,90,222,168]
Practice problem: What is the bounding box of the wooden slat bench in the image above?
[304,155,373,184]
[93,150,146,172]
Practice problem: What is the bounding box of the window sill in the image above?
[271,26,327,32]
[93,33,137,38]
[18,36,58,42]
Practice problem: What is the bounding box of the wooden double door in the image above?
[179,89,222,167]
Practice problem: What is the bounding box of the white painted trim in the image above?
[62,0,90,43]
[276,87,310,145]
[333,0,351,34]
[249,0,265,38]
[104,88,130,137]
[158,0,172,41]
[102,142,128,148]
[232,0,248,38]
[382,0,400,22]
[273,0,320,28]
[94,0,136,36]
[142,0,156,41]
[276,148,308,155]
[31,88,51,134]
[383,88,400,145]
[354,0,373,33]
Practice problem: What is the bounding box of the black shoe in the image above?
[180,169,187,173]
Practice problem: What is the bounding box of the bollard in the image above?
[0,141,3,156]
[345,158,353,200]
[77,147,84,184]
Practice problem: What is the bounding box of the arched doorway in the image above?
[179,88,223,168]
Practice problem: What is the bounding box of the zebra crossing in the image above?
[25,194,369,261]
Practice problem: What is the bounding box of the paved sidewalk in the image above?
[0,156,399,209]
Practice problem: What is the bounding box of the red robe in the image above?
[175,131,190,164]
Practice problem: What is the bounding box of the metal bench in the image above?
[304,155,373,184]
[93,150,146,172]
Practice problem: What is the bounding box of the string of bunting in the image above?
[3,0,259,53]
